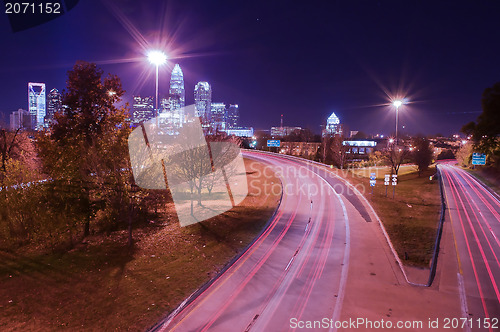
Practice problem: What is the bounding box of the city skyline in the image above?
[1,1,500,135]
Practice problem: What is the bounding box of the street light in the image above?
[393,100,403,145]
[147,50,167,117]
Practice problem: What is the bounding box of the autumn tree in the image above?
[385,145,410,175]
[37,61,132,240]
[462,82,500,166]
[0,129,42,246]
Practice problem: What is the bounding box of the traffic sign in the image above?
[391,174,397,186]
[370,180,376,187]
[369,172,376,180]
[472,152,486,165]
[384,174,390,186]
[267,139,281,147]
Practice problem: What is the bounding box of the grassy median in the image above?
[0,158,281,331]
[344,166,441,267]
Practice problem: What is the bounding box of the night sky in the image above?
[1,0,499,136]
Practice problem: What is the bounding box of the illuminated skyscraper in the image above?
[194,81,212,123]
[210,102,226,132]
[28,82,46,130]
[168,64,185,127]
[46,88,62,125]
[226,104,239,129]
[323,111,344,136]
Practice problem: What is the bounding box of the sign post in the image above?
[267,139,281,152]
[369,172,376,195]
[391,174,397,198]
[384,174,390,197]
[472,152,486,166]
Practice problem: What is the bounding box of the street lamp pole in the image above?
[393,100,402,145]
[155,64,159,116]
[147,50,167,120]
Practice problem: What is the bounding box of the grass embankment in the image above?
[0,158,281,331]
[349,164,418,179]
[345,165,441,267]
[463,166,500,196]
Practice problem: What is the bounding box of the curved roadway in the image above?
[157,151,352,331]
[439,163,500,331]
[153,154,488,332]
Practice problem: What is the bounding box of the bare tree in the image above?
[386,145,410,175]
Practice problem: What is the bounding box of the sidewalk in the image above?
[337,194,463,331]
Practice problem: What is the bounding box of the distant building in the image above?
[270,126,302,137]
[343,140,377,156]
[225,127,254,137]
[194,81,212,124]
[226,104,239,129]
[280,142,321,158]
[132,96,154,125]
[45,88,62,125]
[10,109,31,131]
[323,112,345,137]
[28,82,46,130]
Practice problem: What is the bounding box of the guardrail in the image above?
[426,165,446,287]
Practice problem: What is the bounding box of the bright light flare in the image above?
[147,50,167,66]
[393,100,403,108]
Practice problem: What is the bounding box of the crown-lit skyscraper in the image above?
[323,111,344,136]
[194,81,212,124]
[169,64,185,109]
[168,64,185,128]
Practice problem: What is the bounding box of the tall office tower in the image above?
[160,97,170,114]
[28,82,46,130]
[10,109,31,131]
[46,88,62,125]
[168,64,185,127]
[132,96,154,125]
[194,81,212,122]
[226,104,239,129]
[324,112,344,136]
[210,102,226,132]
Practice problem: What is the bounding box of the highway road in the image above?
[154,151,358,331]
[439,163,500,331]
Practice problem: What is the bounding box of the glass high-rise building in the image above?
[132,96,154,125]
[28,82,46,130]
[46,88,62,125]
[194,81,212,123]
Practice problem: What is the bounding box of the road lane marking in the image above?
[457,272,472,332]
[443,169,492,325]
